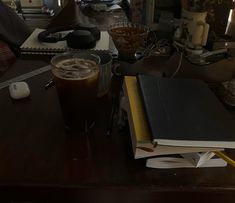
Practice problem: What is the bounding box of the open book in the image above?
[20,28,111,55]
[146,152,227,169]
[123,76,223,159]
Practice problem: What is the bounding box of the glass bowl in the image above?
[108,22,149,61]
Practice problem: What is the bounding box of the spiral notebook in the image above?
[20,28,111,55]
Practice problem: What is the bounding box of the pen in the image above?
[214,151,235,168]
[45,79,55,89]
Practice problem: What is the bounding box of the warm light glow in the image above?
[225,0,234,34]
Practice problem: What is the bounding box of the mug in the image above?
[186,21,209,48]
[177,10,209,49]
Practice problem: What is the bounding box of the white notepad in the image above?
[20,28,111,55]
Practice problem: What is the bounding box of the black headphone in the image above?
[38,23,101,49]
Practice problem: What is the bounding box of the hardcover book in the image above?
[137,74,235,149]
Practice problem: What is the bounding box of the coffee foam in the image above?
[53,58,99,80]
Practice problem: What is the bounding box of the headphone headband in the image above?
[37,23,101,49]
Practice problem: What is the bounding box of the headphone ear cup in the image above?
[38,25,78,43]
[75,23,101,40]
[38,30,58,43]
[66,30,96,49]
[38,27,69,43]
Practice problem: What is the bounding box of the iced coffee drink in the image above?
[51,52,100,131]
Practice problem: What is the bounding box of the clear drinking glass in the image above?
[51,52,100,132]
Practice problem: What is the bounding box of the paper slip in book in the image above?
[137,74,235,149]
[20,28,111,55]
[123,76,223,160]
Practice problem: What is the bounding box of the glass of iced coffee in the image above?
[51,52,100,132]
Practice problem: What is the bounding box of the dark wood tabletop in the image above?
[1,1,235,202]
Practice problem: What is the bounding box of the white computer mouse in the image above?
[9,82,30,99]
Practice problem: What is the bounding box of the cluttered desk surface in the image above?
[1,0,235,202]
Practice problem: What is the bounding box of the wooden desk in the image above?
[1,1,235,202]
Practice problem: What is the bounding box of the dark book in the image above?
[123,76,223,160]
[137,74,235,149]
